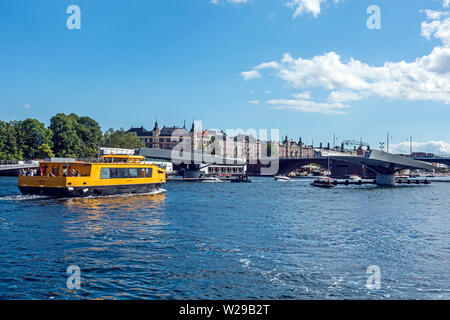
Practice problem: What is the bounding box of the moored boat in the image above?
[349,175,362,181]
[310,176,337,188]
[230,175,252,183]
[201,176,221,183]
[17,155,166,197]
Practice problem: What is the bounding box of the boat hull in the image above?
[19,183,163,198]
[310,183,335,188]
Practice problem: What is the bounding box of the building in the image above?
[128,121,191,150]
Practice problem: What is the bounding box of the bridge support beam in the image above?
[183,164,202,178]
[184,169,201,178]
[376,173,396,186]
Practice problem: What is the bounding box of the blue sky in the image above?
[1,0,450,154]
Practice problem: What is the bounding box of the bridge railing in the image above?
[0,160,40,167]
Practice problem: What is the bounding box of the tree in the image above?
[49,113,102,158]
[49,113,84,158]
[13,118,54,159]
[75,116,102,157]
[0,121,22,160]
[37,143,55,158]
[102,128,144,149]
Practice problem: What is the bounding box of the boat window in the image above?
[110,168,119,178]
[118,168,129,178]
[137,168,146,178]
[99,167,152,179]
[129,168,138,178]
[100,168,110,179]
[52,165,59,177]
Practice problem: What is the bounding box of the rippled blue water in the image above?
[0,176,449,299]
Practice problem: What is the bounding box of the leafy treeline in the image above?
[0,113,143,160]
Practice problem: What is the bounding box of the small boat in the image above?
[349,175,362,181]
[230,175,251,183]
[18,155,166,197]
[311,176,336,188]
[275,175,291,181]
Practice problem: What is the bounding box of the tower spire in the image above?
[153,116,159,131]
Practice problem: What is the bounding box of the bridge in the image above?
[276,157,375,179]
[0,161,40,176]
[137,148,246,178]
[413,156,450,166]
[316,149,434,185]
[138,147,435,184]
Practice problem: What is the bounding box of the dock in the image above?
[332,179,432,185]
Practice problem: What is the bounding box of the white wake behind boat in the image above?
[274,175,291,181]
[201,177,221,183]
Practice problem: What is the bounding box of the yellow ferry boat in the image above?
[18,155,166,197]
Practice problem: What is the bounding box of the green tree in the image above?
[13,118,54,159]
[75,116,102,157]
[0,121,22,160]
[37,143,55,158]
[49,113,84,158]
[49,113,102,158]
[102,128,144,149]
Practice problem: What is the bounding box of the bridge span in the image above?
[0,161,40,176]
[413,157,450,167]
[317,149,434,185]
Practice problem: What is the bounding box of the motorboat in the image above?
[201,176,221,183]
[310,176,337,188]
[275,175,291,181]
[230,175,252,183]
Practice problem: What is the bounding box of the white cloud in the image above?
[267,98,348,115]
[421,5,450,46]
[240,70,261,80]
[243,47,450,104]
[390,140,450,155]
[422,9,449,20]
[291,91,311,99]
[248,99,260,104]
[328,90,365,103]
[286,0,340,18]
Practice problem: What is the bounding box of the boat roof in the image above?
[40,155,146,165]
[101,155,145,159]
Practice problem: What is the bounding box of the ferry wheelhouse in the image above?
[18,155,166,197]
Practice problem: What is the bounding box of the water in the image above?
[0,176,449,299]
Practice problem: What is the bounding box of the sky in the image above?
[1,0,450,154]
